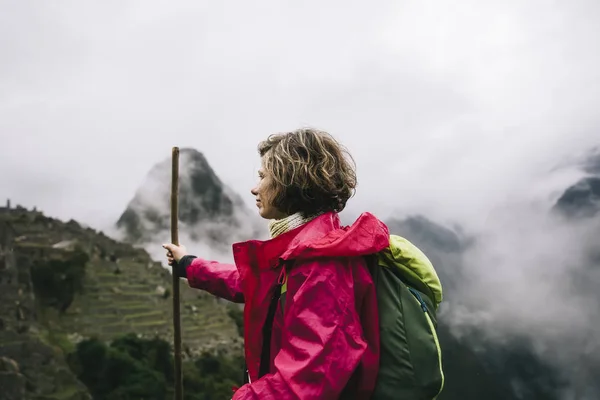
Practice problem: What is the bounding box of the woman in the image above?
[163,128,390,399]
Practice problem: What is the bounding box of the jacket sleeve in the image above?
[233,258,370,399]
[180,256,245,303]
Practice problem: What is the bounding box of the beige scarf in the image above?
[268,211,323,238]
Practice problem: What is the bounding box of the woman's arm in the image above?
[178,255,244,303]
[163,243,244,303]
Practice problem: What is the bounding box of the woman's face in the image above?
[251,163,287,220]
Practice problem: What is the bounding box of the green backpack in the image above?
[367,234,445,399]
[263,235,444,399]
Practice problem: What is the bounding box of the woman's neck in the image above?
[268,211,323,238]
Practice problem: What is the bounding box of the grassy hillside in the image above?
[0,205,243,399]
[6,206,241,353]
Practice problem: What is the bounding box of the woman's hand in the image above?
[162,243,188,265]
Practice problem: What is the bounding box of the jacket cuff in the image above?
[176,255,197,278]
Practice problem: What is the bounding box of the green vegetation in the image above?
[41,329,76,355]
[68,333,243,400]
[30,248,89,312]
[184,350,245,400]
[226,304,244,337]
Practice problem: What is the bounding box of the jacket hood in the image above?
[232,211,390,268]
[281,211,390,260]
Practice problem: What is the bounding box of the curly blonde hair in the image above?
[258,128,357,216]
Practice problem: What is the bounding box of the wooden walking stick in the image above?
[171,147,183,399]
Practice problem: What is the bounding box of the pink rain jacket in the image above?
[185,211,390,399]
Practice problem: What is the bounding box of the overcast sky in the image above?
[1,0,599,232]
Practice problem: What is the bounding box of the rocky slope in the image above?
[0,217,92,400]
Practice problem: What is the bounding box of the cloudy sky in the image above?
[1,0,598,232]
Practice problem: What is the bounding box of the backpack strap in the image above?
[363,253,379,275]
[258,259,289,379]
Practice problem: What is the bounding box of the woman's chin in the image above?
[257,208,269,219]
[258,209,279,220]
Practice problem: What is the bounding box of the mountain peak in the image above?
[116,147,264,248]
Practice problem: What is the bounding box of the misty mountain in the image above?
[382,149,600,400]
[552,149,600,299]
[116,148,265,251]
[550,150,600,399]
[553,149,600,237]
[554,177,600,219]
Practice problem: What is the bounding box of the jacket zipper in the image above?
[407,285,445,398]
